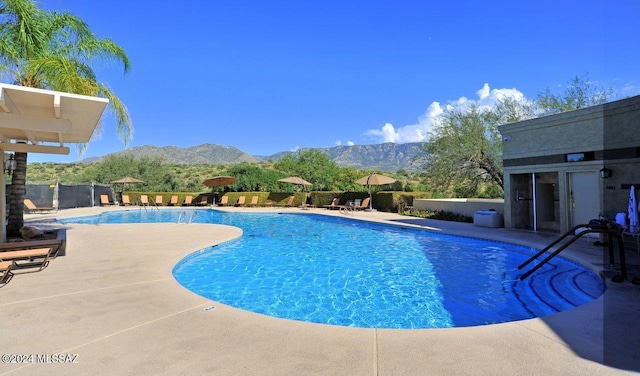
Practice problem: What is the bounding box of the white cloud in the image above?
[346,141,354,146]
[365,83,527,144]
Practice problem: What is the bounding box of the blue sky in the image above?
[28,0,640,163]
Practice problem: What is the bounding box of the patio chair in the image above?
[284,195,295,207]
[218,196,229,206]
[155,195,164,206]
[248,196,259,206]
[23,199,55,213]
[197,196,208,206]
[323,197,340,210]
[182,195,193,206]
[140,195,150,206]
[235,196,246,207]
[0,261,14,286]
[168,195,179,206]
[0,236,65,259]
[0,247,54,273]
[353,197,370,211]
[100,194,115,206]
[121,194,132,206]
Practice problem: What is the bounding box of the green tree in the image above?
[536,74,614,115]
[226,163,279,192]
[0,0,131,235]
[421,75,614,198]
[274,149,339,191]
[423,104,508,197]
[82,155,170,192]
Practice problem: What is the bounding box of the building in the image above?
[498,95,640,233]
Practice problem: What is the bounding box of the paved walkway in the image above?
[1,206,639,375]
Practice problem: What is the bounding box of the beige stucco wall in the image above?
[498,95,640,233]
[413,198,505,218]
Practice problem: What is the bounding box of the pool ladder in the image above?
[177,210,197,224]
[517,222,627,281]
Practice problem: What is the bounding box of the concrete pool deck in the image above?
[1,206,639,375]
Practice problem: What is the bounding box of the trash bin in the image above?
[474,210,504,228]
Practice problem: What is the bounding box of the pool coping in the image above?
[1,206,639,375]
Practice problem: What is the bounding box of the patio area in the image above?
[1,206,639,375]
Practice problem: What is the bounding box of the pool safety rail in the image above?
[518,221,627,282]
[177,210,198,224]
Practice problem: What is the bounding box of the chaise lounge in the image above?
[23,198,55,214]
[323,197,341,210]
[235,196,246,207]
[100,194,115,206]
[0,247,55,273]
[0,261,14,286]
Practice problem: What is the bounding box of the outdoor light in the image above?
[3,154,16,174]
[600,166,612,179]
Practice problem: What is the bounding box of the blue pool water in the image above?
[60,209,606,329]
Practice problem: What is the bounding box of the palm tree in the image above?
[0,0,132,236]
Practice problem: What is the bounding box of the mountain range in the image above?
[89,142,425,172]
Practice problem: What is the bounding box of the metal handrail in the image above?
[518,223,626,281]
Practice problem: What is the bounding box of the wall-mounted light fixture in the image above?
[3,154,16,175]
[503,135,512,141]
[600,166,612,179]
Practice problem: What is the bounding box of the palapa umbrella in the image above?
[355,173,396,211]
[203,176,238,205]
[629,185,639,233]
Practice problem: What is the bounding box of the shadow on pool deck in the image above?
[1,206,639,375]
[389,216,640,373]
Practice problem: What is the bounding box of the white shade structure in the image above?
[1,83,109,241]
[0,83,109,154]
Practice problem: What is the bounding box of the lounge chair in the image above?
[23,199,55,213]
[155,195,164,206]
[121,194,132,206]
[235,196,246,207]
[284,195,295,207]
[249,196,259,206]
[182,195,193,206]
[0,247,54,273]
[197,196,208,206]
[168,195,179,206]
[140,195,149,206]
[0,261,14,286]
[353,197,370,210]
[0,236,66,259]
[218,196,229,206]
[100,194,115,206]
[323,198,340,210]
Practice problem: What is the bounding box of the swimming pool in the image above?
[60,209,606,329]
